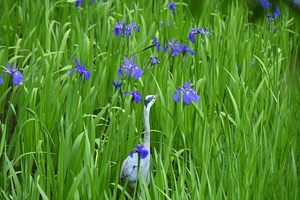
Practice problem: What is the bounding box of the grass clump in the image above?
[0,0,299,199]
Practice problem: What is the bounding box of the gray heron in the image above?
[120,94,159,188]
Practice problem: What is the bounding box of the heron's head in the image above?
[144,94,159,109]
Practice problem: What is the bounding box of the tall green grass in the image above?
[0,0,299,199]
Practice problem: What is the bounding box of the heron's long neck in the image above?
[143,106,151,150]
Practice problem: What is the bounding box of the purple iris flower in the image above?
[173,80,200,105]
[114,21,125,36]
[266,7,280,22]
[188,28,199,43]
[117,56,143,80]
[129,144,149,159]
[188,27,211,43]
[69,57,91,80]
[162,38,181,56]
[273,7,280,19]
[125,22,140,36]
[198,27,211,35]
[123,90,142,104]
[168,2,176,14]
[116,21,139,37]
[1,62,23,86]
[152,36,161,51]
[259,0,271,9]
[180,45,194,56]
[112,80,122,89]
[76,0,83,6]
[125,24,132,37]
[150,56,160,65]
[131,22,140,33]
[250,61,254,67]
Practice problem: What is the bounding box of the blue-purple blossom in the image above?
[257,0,280,22]
[115,21,139,37]
[180,45,194,56]
[152,36,161,51]
[259,0,271,9]
[168,2,176,14]
[250,61,254,66]
[273,7,280,19]
[162,38,181,56]
[173,81,200,105]
[117,56,143,80]
[1,62,23,86]
[125,22,140,36]
[150,56,160,65]
[129,144,149,159]
[123,90,142,104]
[114,21,125,36]
[188,27,211,43]
[198,27,211,35]
[188,28,199,43]
[266,7,280,22]
[112,80,122,89]
[131,22,140,32]
[69,57,91,80]
[125,24,132,37]
[76,0,83,6]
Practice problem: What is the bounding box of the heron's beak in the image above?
[155,94,159,99]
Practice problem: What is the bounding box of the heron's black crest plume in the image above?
[144,96,154,107]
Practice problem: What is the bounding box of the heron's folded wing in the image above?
[120,153,139,182]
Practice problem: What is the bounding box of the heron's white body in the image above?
[120,94,158,188]
[120,152,150,188]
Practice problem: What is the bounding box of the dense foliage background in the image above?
[0,0,299,199]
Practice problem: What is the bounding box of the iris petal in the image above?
[274,7,280,19]
[69,69,75,76]
[140,149,149,159]
[132,90,142,104]
[183,91,192,105]
[162,45,169,53]
[188,49,194,55]
[132,67,143,80]
[6,62,11,71]
[124,56,131,67]
[114,28,122,36]
[112,80,122,89]
[124,90,142,104]
[0,76,3,85]
[83,71,91,80]
[13,71,23,85]
[173,90,181,102]
[191,90,200,103]
[117,67,124,79]
[125,25,132,36]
